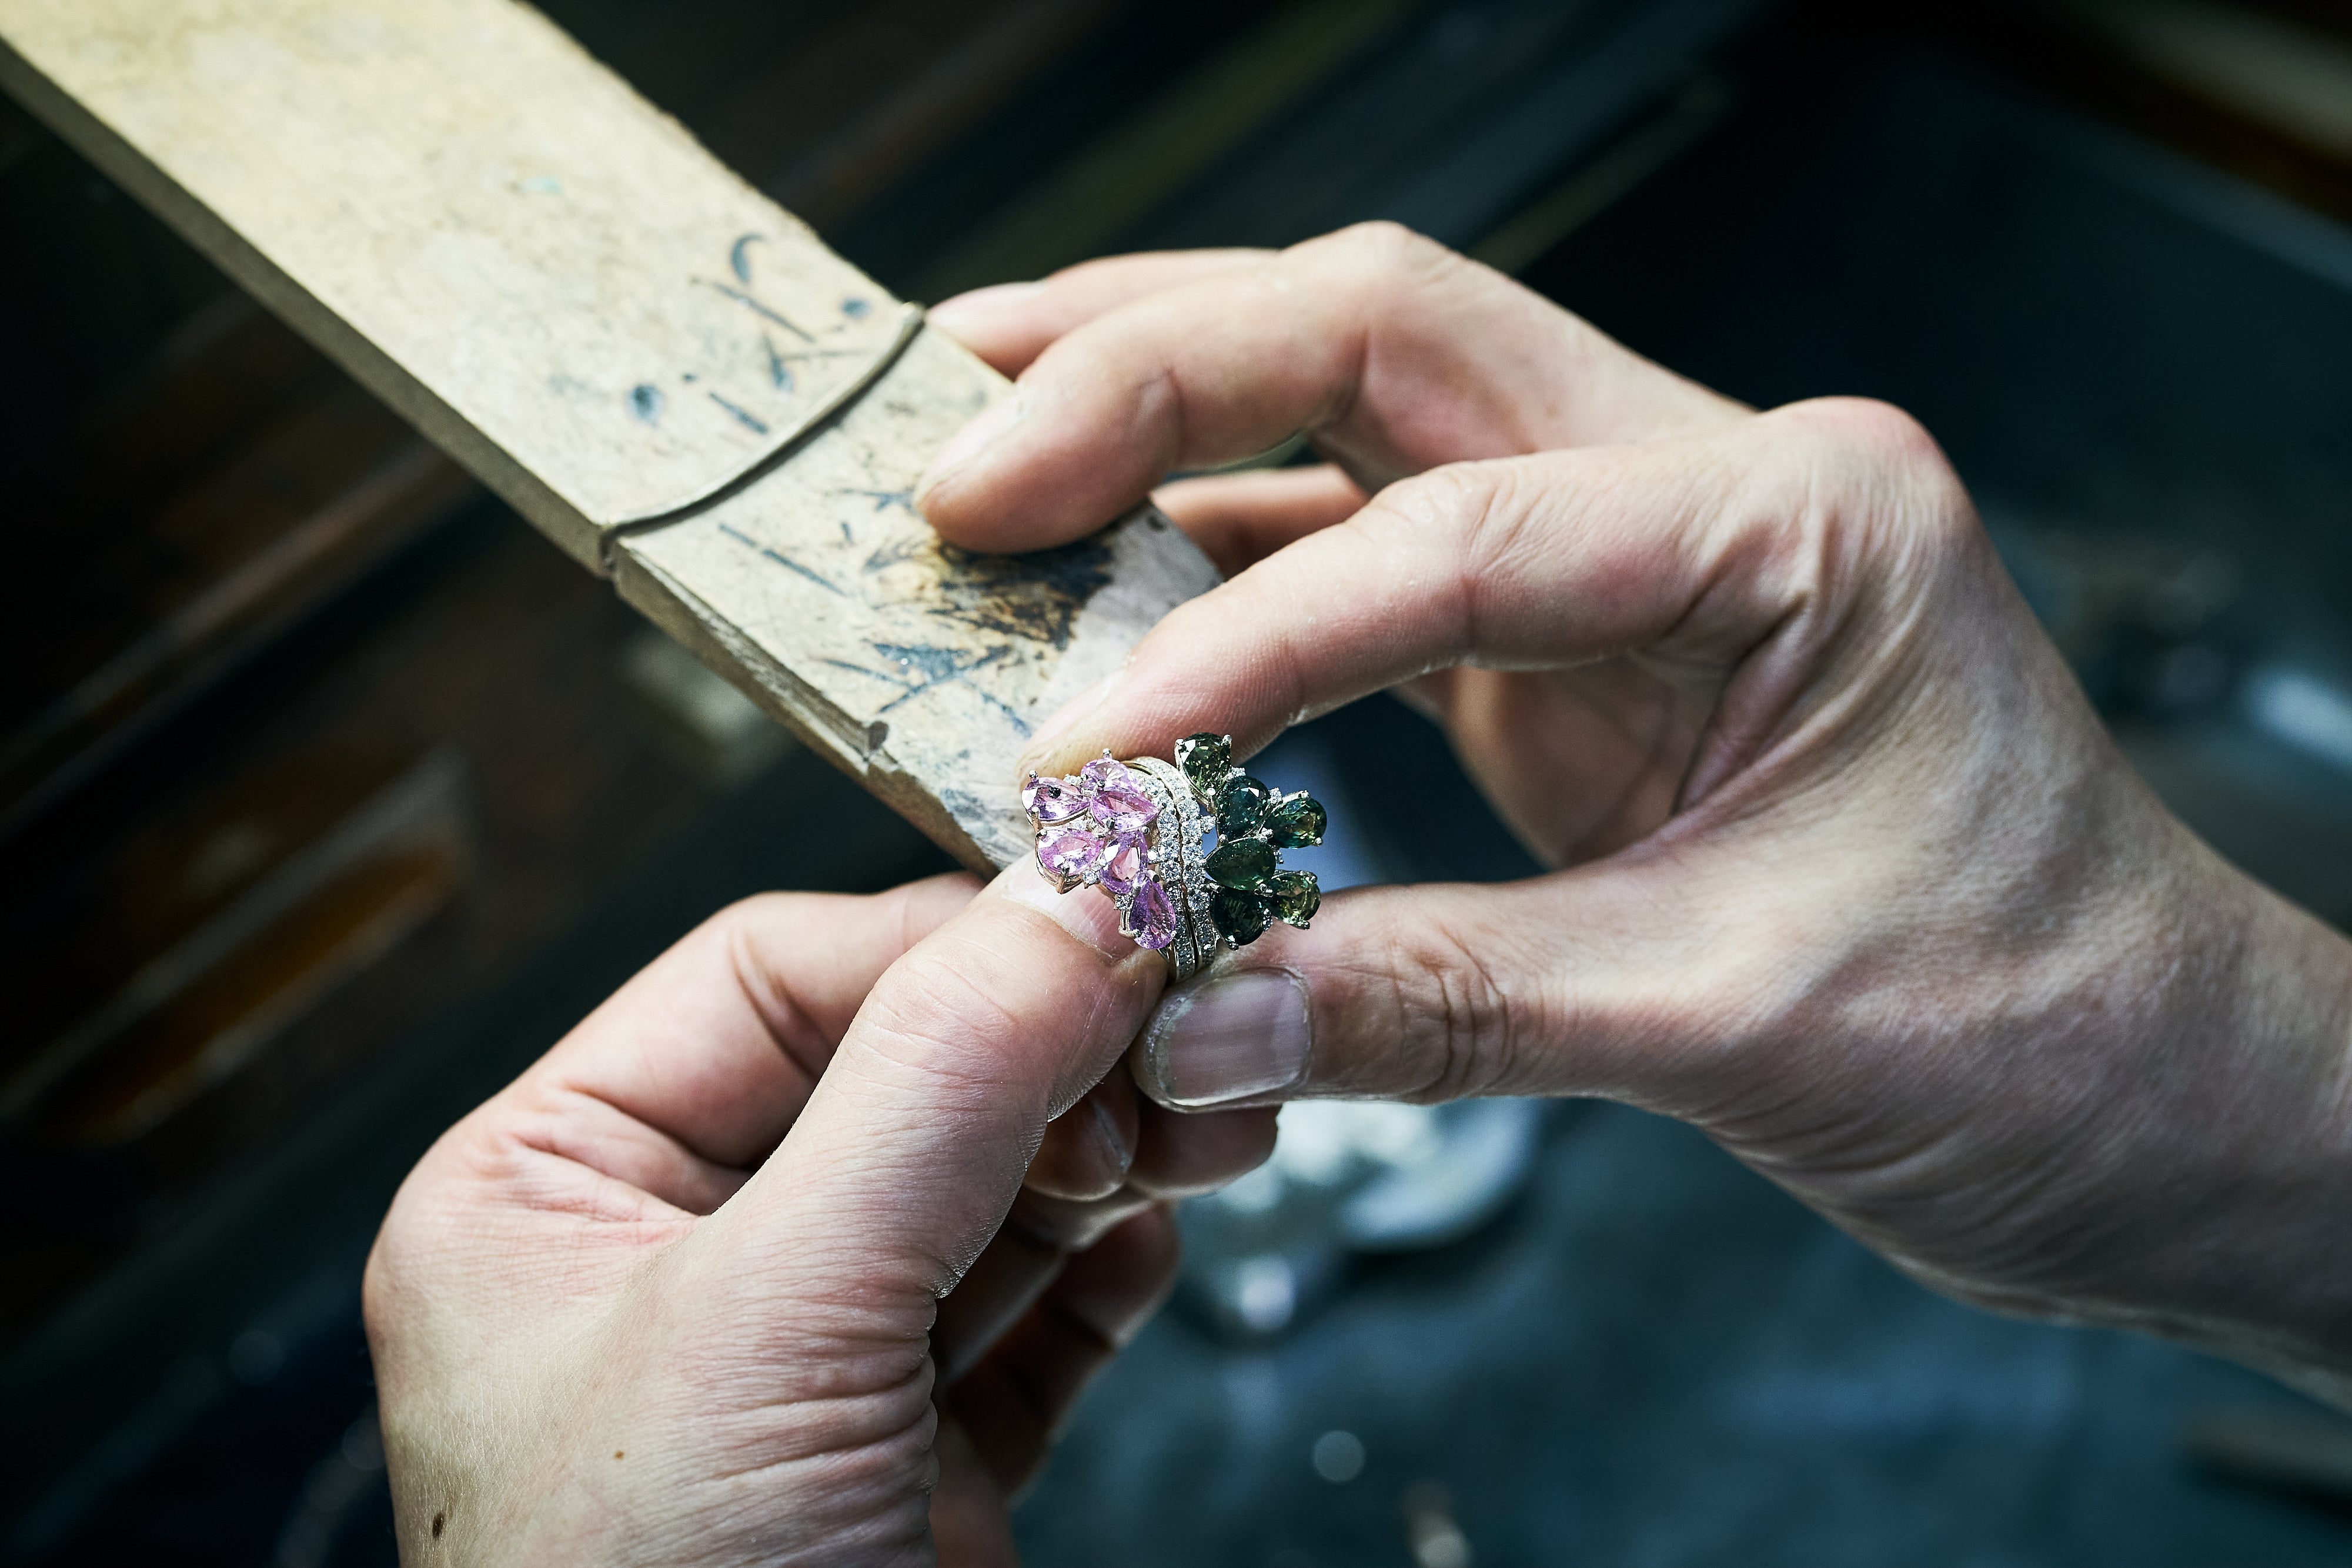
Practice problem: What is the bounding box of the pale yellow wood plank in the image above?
[0,0,917,563]
[0,0,1220,871]
[617,326,1217,871]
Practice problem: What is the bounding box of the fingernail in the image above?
[928,280,1043,337]
[917,390,1025,502]
[1139,968,1312,1108]
[1017,668,1122,777]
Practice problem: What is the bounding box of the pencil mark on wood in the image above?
[729,232,764,285]
[707,392,770,435]
[838,486,917,515]
[0,1,1221,877]
[821,643,1028,730]
[718,521,845,596]
[695,278,815,343]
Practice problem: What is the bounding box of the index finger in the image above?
[916,222,1743,553]
[927,248,1271,376]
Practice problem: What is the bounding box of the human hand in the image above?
[918,226,2352,1386]
[364,871,1273,1565]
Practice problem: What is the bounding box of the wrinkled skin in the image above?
[366,872,1273,1565]
[366,223,2352,1568]
[919,225,2352,1391]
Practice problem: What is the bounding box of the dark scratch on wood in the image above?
[838,486,916,515]
[820,643,1028,731]
[879,534,1116,651]
[718,521,845,596]
[695,277,815,342]
[730,232,764,284]
[707,392,770,434]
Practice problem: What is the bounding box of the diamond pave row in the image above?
[1127,755,1220,979]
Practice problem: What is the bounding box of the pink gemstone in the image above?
[1088,779,1161,837]
[1036,824,1109,885]
[1099,834,1149,896]
[1130,878,1178,951]
[1021,771,1085,824]
[1078,757,1131,791]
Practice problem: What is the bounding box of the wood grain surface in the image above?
[0,0,1217,869]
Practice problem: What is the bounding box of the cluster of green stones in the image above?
[1174,732,1327,948]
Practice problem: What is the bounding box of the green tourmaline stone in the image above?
[1175,733,1231,798]
[1209,885,1272,946]
[1206,836,1276,890]
[1265,870,1319,929]
[1265,794,1327,848]
[1215,774,1270,835]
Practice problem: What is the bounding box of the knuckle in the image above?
[1376,460,1498,527]
[1388,904,1525,1101]
[1770,395,1979,566]
[1781,393,1932,455]
[1298,219,1461,299]
[854,947,1024,1094]
[1365,460,1530,658]
[1780,396,1964,506]
[1332,217,1441,262]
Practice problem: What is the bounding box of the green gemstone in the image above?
[1174,733,1231,798]
[1265,870,1319,929]
[1208,885,1272,946]
[1265,793,1327,848]
[1206,836,1276,890]
[1215,774,1270,836]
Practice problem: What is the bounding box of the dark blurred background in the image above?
[4,0,2351,1562]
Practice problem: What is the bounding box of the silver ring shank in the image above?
[1127,755,1220,980]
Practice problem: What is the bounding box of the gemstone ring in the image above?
[1021,732,1326,979]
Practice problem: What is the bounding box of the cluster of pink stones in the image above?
[1023,757,1180,950]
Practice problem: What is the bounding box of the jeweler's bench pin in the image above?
[1021,733,1327,981]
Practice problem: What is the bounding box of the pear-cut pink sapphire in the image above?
[1037,824,1109,885]
[1098,834,1149,896]
[1082,780,1157,841]
[1130,878,1178,951]
[1021,772,1085,824]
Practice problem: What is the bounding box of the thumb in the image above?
[1125,848,1838,1116]
[685,861,1167,1360]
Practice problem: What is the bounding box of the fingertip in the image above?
[914,390,1028,532]
[928,280,1045,343]
[1024,1076,1141,1201]
[1127,1101,1279,1198]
